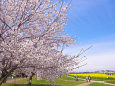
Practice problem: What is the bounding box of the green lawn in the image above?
[88,83,113,86]
[2,75,85,86]
[61,75,84,81]
[3,84,53,86]
[56,80,83,86]
[61,75,76,80]
[105,80,115,84]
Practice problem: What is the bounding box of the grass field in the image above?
[2,75,85,86]
[2,74,115,86]
[88,83,113,86]
[105,80,115,84]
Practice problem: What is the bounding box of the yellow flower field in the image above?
[70,73,115,79]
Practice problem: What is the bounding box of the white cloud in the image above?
[63,41,115,72]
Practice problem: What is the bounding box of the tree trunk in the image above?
[0,74,9,86]
[28,72,34,86]
[0,77,7,86]
[0,69,8,83]
[0,68,15,86]
[0,68,7,80]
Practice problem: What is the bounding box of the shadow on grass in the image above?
[7,84,60,86]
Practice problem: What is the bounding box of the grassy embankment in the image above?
[105,80,115,84]
[2,75,85,86]
[89,83,113,86]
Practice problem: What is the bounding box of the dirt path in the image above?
[76,80,115,86]
[76,79,115,86]
[91,80,115,86]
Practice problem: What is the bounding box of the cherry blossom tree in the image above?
[14,50,82,85]
[0,0,77,85]
[0,0,88,85]
[13,43,87,85]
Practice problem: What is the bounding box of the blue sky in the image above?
[63,0,115,72]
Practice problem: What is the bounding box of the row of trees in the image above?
[0,0,85,85]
